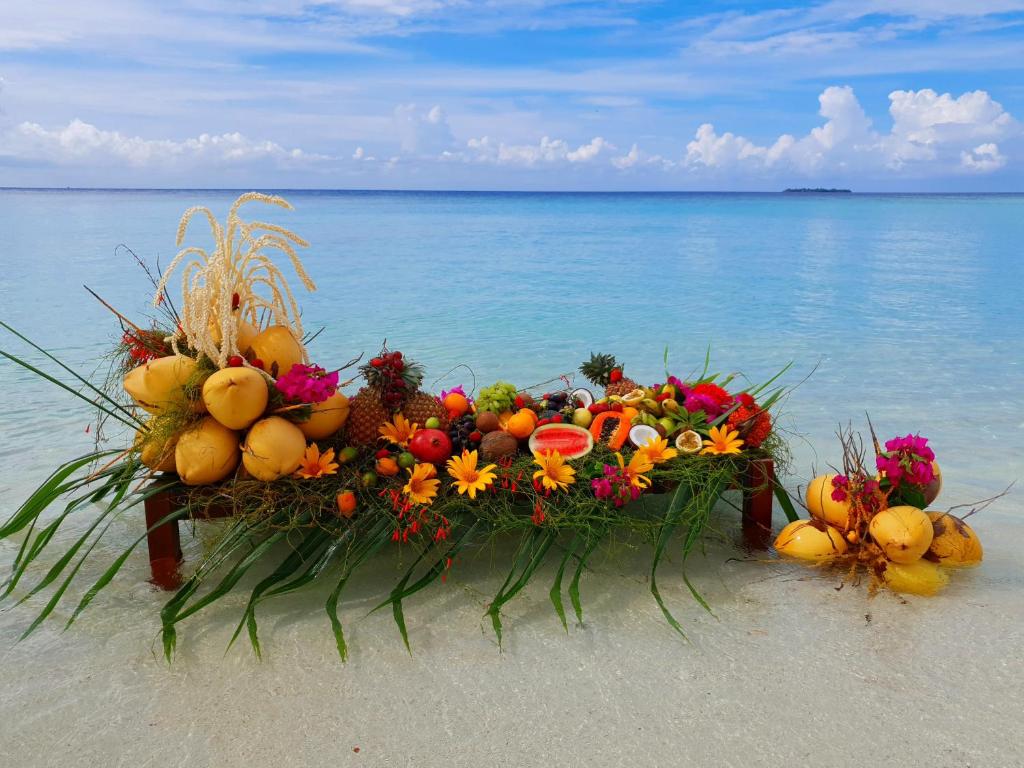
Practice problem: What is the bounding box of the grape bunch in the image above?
[448,414,482,454]
[476,380,518,414]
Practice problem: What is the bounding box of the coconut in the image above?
[869,505,933,564]
[480,430,518,462]
[209,317,259,356]
[201,367,269,430]
[124,355,200,413]
[250,325,304,378]
[923,462,942,506]
[774,519,848,561]
[299,392,351,440]
[475,411,501,434]
[882,559,949,596]
[242,416,307,481]
[805,473,852,531]
[174,417,240,485]
[926,511,983,567]
[135,427,179,473]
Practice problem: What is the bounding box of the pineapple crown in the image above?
[579,352,621,387]
[359,343,424,408]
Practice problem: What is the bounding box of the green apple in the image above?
[572,407,593,428]
[338,446,359,464]
[397,451,416,469]
[425,416,441,429]
[360,471,378,488]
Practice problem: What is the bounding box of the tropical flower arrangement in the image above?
[774,425,987,595]
[2,191,987,662]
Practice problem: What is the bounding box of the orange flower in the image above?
[614,451,653,489]
[295,444,339,479]
[403,462,439,506]
[638,436,678,465]
[447,449,498,499]
[379,414,418,446]
[702,425,744,455]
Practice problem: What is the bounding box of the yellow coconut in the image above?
[774,519,848,561]
[869,505,933,564]
[249,326,304,378]
[298,392,350,440]
[242,416,307,481]
[926,511,983,567]
[805,473,852,530]
[882,559,949,596]
[209,317,259,356]
[137,431,179,473]
[201,367,269,430]
[123,355,200,413]
[174,417,240,486]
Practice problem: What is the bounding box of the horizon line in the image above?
[1,186,1022,195]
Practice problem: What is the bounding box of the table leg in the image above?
[144,489,182,590]
[742,458,774,550]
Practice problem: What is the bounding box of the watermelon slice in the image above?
[527,423,594,460]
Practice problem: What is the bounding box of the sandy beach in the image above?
[2,501,1020,768]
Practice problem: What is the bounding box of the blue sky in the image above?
[1,0,1023,190]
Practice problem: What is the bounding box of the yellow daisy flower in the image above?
[446,449,498,499]
[701,425,744,455]
[403,462,439,505]
[379,414,419,446]
[615,451,653,489]
[532,449,576,492]
[638,436,678,465]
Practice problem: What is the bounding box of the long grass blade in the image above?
[549,535,579,632]
[650,480,694,638]
[569,530,604,626]
[487,528,556,647]
[325,518,392,662]
[773,480,799,523]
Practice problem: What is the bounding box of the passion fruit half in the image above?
[675,429,702,454]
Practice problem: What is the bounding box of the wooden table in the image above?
[143,458,777,590]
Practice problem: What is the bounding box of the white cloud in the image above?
[684,86,1018,176]
[462,135,613,166]
[612,143,674,170]
[961,143,1006,172]
[6,118,326,168]
[393,103,456,154]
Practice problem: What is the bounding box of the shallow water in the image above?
[0,190,1022,766]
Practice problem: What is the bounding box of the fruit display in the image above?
[775,426,985,596]
[1,191,995,662]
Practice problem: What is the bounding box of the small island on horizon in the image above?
[783,187,853,193]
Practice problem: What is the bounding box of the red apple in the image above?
[408,428,452,464]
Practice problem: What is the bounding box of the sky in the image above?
[1,0,1023,191]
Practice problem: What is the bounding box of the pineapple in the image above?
[345,345,448,445]
[579,352,638,398]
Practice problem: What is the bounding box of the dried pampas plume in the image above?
[155,192,316,368]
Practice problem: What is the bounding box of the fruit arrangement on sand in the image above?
[775,426,986,596]
[0,191,996,661]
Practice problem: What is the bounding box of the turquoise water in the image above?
[1,189,1023,506]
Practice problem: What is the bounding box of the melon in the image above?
[242,416,307,481]
[174,417,240,485]
[528,423,594,460]
[250,326,304,378]
[299,392,351,440]
[124,355,200,413]
[201,367,269,430]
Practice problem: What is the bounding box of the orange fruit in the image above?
[442,392,470,416]
[336,490,357,518]
[376,457,400,477]
[506,410,537,439]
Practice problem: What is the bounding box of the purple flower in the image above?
[275,364,339,404]
[684,392,719,417]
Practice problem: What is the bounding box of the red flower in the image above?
[691,382,733,410]
[531,501,546,526]
[727,402,772,448]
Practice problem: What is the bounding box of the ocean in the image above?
[1,189,1022,767]
[2,189,1022,502]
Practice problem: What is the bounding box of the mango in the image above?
[124,355,200,413]
[242,416,306,481]
[174,417,240,485]
[201,367,268,430]
[298,392,350,440]
[249,326,304,378]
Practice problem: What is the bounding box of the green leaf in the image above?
[549,536,579,632]
[773,480,799,523]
